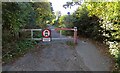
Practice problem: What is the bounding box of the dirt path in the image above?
[3,25,113,71]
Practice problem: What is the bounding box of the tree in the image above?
[2,2,34,40]
[32,2,55,28]
[65,1,120,70]
[63,0,82,9]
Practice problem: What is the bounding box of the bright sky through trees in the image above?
[49,0,79,15]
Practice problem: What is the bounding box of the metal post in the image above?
[74,27,77,44]
[31,29,33,39]
[60,30,62,38]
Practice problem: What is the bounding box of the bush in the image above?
[2,40,37,64]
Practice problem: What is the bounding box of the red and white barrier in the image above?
[21,27,77,44]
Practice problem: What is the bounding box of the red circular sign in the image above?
[42,29,51,38]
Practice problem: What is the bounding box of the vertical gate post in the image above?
[60,30,62,38]
[31,29,33,39]
[74,27,77,44]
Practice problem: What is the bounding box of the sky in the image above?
[49,0,79,15]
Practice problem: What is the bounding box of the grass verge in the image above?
[2,40,37,65]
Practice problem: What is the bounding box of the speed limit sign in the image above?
[42,29,51,42]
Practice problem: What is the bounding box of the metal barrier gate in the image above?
[21,27,77,44]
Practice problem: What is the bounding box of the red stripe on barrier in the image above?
[55,28,74,31]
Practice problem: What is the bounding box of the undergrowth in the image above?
[2,40,37,64]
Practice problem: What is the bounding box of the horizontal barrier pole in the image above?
[55,28,74,31]
[27,38,73,40]
[21,28,74,31]
[21,29,42,31]
[28,38,42,40]
[52,38,73,40]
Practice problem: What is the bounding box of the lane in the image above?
[3,25,89,71]
[2,25,112,71]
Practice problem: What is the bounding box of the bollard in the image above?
[74,27,77,44]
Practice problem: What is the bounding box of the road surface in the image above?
[3,25,113,71]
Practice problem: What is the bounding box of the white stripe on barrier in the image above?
[21,29,42,31]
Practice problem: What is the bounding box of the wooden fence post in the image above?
[74,27,77,44]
